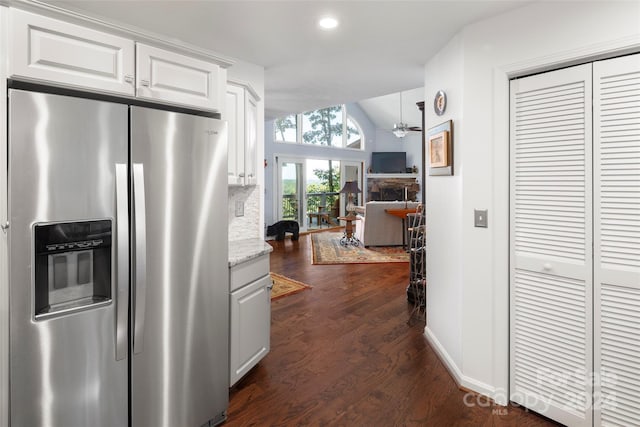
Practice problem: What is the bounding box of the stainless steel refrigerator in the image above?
[7,88,229,426]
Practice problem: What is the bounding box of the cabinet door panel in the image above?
[226,82,260,186]
[244,92,258,186]
[136,43,222,111]
[10,9,135,95]
[226,84,245,186]
[230,275,271,386]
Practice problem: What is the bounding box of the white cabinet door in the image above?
[229,274,271,386]
[226,82,260,186]
[10,9,135,95]
[244,92,258,186]
[226,84,245,186]
[136,43,222,111]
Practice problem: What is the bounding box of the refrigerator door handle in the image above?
[133,163,148,354]
[115,164,130,361]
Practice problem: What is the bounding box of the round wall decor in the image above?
[434,90,447,116]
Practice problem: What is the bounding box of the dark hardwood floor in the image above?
[225,232,557,426]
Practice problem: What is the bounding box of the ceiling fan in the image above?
[392,92,422,138]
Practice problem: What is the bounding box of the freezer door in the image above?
[8,90,129,427]
[130,107,229,426]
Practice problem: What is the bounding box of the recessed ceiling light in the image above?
[318,16,338,30]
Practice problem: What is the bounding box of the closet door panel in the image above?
[510,64,593,427]
[594,52,640,427]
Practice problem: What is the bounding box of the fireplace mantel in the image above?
[366,174,419,202]
[366,173,419,179]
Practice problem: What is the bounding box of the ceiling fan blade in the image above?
[408,126,422,132]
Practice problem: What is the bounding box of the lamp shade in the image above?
[339,181,361,194]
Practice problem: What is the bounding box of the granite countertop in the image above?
[228,238,273,267]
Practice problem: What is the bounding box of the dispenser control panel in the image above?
[33,219,113,319]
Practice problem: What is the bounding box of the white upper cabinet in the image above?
[245,92,258,186]
[226,81,260,186]
[8,9,230,111]
[10,9,135,96]
[136,43,223,112]
[226,84,245,186]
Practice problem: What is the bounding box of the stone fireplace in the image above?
[366,174,420,202]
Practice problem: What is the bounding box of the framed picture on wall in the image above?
[429,130,449,168]
[427,120,453,176]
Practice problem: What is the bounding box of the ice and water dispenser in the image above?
[34,220,113,318]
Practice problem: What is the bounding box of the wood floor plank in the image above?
[226,233,558,426]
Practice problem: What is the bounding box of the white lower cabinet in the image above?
[229,255,271,386]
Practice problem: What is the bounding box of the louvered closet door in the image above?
[593,53,640,427]
[510,64,593,427]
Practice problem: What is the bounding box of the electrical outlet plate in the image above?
[474,209,488,228]
[235,200,244,217]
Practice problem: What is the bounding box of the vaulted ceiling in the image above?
[43,0,530,119]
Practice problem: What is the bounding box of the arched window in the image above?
[274,105,364,150]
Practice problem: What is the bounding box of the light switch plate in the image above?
[474,209,488,228]
[235,200,244,217]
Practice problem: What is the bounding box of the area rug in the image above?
[311,232,410,265]
[270,272,312,300]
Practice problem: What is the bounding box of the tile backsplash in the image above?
[228,185,260,241]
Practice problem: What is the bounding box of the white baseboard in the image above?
[424,326,503,404]
[424,326,464,385]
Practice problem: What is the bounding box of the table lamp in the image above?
[339,180,361,218]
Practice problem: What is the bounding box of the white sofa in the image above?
[353,201,420,247]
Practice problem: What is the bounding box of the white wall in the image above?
[424,0,640,403]
[423,31,464,378]
[367,86,424,183]
[372,129,422,172]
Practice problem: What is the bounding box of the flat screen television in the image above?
[371,152,406,173]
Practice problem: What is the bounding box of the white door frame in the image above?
[275,156,307,230]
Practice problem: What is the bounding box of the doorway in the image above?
[276,157,305,226]
[276,157,362,231]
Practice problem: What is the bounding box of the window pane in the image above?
[346,117,362,149]
[274,115,297,142]
[301,106,343,147]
